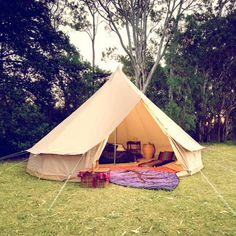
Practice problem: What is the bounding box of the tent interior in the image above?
[107,100,173,155]
[97,100,185,174]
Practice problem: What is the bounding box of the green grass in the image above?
[0,144,236,236]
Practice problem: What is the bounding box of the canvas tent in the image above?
[27,67,204,181]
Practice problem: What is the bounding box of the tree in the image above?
[0,0,105,155]
[47,0,68,30]
[165,9,236,142]
[67,0,101,79]
[90,0,200,93]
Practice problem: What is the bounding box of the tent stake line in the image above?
[0,150,28,161]
[47,154,84,211]
[47,175,72,211]
[200,171,236,217]
[0,158,28,176]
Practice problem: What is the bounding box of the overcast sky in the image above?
[62,25,124,72]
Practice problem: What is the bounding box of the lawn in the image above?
[0,143,236,236]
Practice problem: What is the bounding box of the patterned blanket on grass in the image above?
[110,170,179,191]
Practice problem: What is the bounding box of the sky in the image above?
[62,25,124,72]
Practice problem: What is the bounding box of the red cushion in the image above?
[158,152,174,162]
[138,159,164,167]
[137,152,174,167]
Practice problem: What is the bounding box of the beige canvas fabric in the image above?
[124,75,204,152]
[108,100,173,155]
[169,138,203,175]
[27,67,204,181]
[26,138,108,181]
[27,153,83,181]
[28,70,140,155]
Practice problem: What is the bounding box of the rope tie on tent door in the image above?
[200,171,236,217]
[47,153,85,211]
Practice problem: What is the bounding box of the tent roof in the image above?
[28,67,203,155]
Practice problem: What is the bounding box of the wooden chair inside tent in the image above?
[127,141,142,161]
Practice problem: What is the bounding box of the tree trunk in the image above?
[168,67,174,101]
[217,117,221,143]
[91,12,96,81]
[92,38,95,77]
[205,126,209,143]
[142,47,163,93]
[221,122,226,142]
[133,66,140,87]
[197,120,204,142]
[221,115,229,142]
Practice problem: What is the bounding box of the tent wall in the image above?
[169,138,203,175]
[184,150,203,174]
[26,139,108,181]
[27,69,140,155]
[27,154,84,181]
[108,101,173,156]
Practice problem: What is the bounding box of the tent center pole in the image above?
[114,128,117,164]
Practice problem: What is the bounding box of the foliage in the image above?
[117,4,236,140]
[0,0,106,155]
[145,65,169,108]
[165,101,196,132]
[166,10,236,141]
[119,54,197,133]
[0,104,50,151]
[0,144,236,235]
[88,0,201,92]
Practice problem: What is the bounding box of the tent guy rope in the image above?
[200,171,236,217]
[0,158,28,175]
[47,154,85,211]
[0,150,28,161]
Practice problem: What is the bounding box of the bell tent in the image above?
[27,68,204,181]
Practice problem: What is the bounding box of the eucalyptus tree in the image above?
[66,0,102,80]
[89,0,200,93]
[47,0,68,30]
